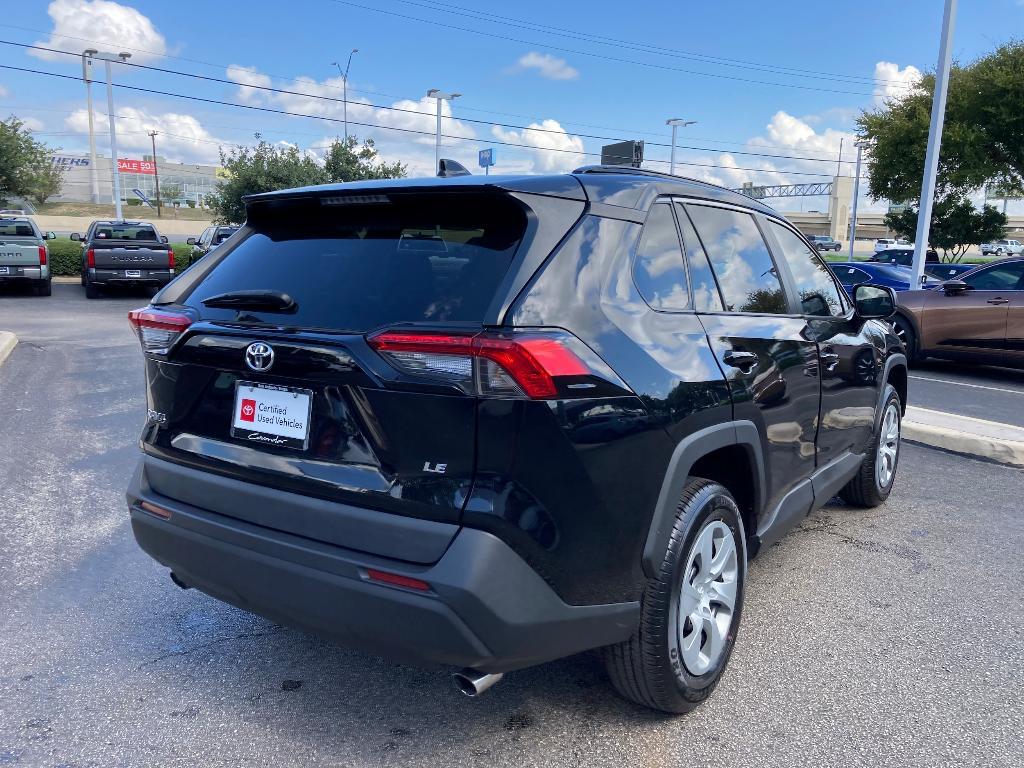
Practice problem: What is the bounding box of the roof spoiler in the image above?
[437,158,472,178]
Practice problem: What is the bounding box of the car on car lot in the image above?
[72,220,175,298]
[980,239,1023,257]
[125,166,907,714]
[0,216,55,296]
[892,256,1024,369]
[806,234,842,251]
[867,248,977,282]
[829,261,937,295]
[186,226,239,264]
[874,238,912,253]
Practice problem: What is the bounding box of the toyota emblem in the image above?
[245,342,275,372]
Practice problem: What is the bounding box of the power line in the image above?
[0,63,840,179]
[0,40,859,167]
[327,0,890,97]
[388,0,912,88]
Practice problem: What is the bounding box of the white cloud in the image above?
[512,52,579,81]
[226,65,272,103]
[65,106,226,164]
[30,0,167,64]
[21,117,45,132]
[491,119,585,173]
[872,61,922,107]
[0,84,8,98]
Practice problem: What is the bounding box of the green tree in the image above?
[24,160,65,206]
[159,182,183,203]
[208,136,328,224]
[323,136,406,182]
[858,41,1024,204]
[0,117,57,205]
[883,197,1007,261]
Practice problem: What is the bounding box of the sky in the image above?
[1,0,1021,212]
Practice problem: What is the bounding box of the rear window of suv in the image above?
[180,192,527,332]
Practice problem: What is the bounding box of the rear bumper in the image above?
[127,456,638,672]
[91,268,172,286]
[0,265,45,281]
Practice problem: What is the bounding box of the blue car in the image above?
[828,261,940,296]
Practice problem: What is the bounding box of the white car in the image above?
[980,239,1024,256]
[874,238,913,253]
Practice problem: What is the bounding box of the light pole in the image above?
[848,140,870,259]
[911,0,958,287]
[427,89,461,174]
[81,49,100,203]
[95,51,132,220]
[665,118,696,175]
[332,49,358,143]
[149,130,162,218]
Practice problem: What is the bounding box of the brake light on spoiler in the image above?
[128,307,193,354]
[367,329,628,400]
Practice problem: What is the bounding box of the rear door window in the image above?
[632,203,689,311]
[685,204,789,314]
[676,204,723,312]
[180,192,527,332]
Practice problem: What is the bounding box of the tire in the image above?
[34,279,52,297]
[891,314,919,362]
[603,479,746,714]
[840,385,902,508]
[85,277,100,299]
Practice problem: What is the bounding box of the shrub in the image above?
[46,238,82,276]
[126,198,142,207]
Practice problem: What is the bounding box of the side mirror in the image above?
[853,284,896,319]
[942,279,971,295]
[42,231,56,240]
[186,237,196,245]
[70,232,80,241]
[160,235,169,244]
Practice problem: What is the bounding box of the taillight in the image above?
[367,330,627,400]
[167,249,175,270]
[128,307,192,354]
[86,249,95,268]
[38,245,47,266]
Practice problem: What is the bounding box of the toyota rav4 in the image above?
[126,167,907,713]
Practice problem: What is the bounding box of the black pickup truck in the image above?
[72,220,174,298]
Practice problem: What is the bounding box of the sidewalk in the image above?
[904,406,1024,468]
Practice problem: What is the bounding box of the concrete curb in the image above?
[903,406,1024,469]
[53,276,81,284]
[0,331,17,367]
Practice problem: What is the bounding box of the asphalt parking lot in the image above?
[1,284,1022,767]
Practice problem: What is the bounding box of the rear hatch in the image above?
[90,222,171,274]
[135,190,531,555]
[0,221,43,274]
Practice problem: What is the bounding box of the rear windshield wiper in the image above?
[202,290,297,313]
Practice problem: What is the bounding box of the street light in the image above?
[81,49,100,203]
[332,48,358,143]
[848,139,871,260]
[665,118,696,175]
[427,89,461,174]
[90,51,132,220]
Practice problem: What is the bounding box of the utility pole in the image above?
[836,137,844,178]
[911,0,958,287]
[426,89,461,174]
[666,118,697,175]
[149,130,162,218]
[99,51,132,220]
[848,140,870,260]
[82,49,100,204]
[332,49,358,143]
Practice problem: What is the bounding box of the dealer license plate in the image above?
[231,381,313,451]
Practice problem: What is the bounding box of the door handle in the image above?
[986,297,1009,305]
[819,350,840,372]
[723,350,758,370]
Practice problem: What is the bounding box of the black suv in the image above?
[126,168,907,713]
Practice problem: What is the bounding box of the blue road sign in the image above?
[478,148,494,168]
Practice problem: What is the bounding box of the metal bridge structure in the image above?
[732,181,834,200]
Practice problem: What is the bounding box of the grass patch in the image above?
[36,201,213,222]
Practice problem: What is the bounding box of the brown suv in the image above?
[892,256,1024,368]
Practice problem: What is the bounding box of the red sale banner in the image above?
[117,159,156,175]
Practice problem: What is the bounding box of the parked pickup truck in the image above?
[0,216,56,296]
[980,239,1024,256]
[72,220,174,299]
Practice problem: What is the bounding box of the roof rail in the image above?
[572,164,688,181]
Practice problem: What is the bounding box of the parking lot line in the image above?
[908,375,1023,396]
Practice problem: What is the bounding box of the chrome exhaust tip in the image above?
[452,669,504,697]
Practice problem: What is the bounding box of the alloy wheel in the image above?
[876,402,901,489]
[677,521,738,676]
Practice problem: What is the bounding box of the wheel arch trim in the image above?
[877,353,908,421]
[641,421,765,577]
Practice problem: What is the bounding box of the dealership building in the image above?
[50,152,224,207]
